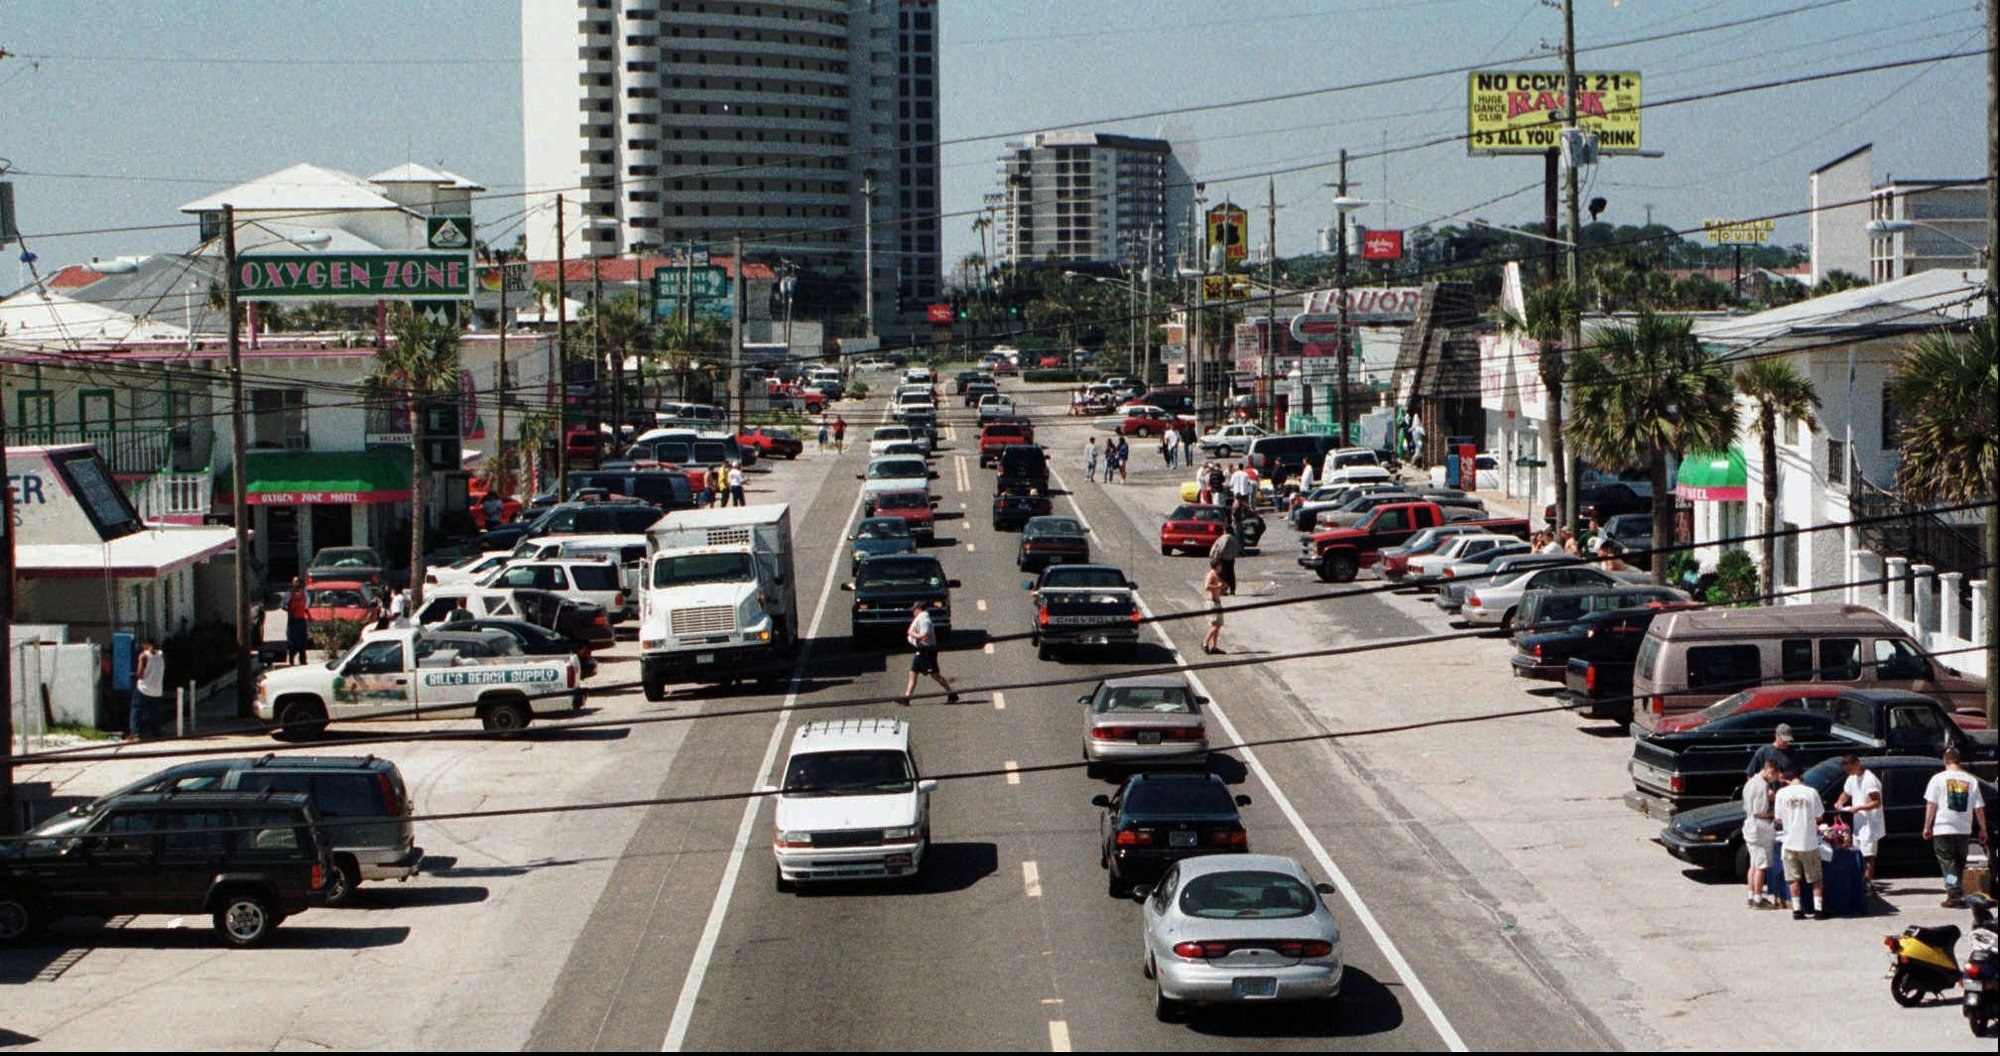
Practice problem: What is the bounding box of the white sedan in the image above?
[1139,854,1343,1022]
[1461,563,1650,630]
[1197,423,1267,457]
[869,425,915,456]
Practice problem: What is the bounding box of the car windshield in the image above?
[875,492,927,512]
[1026,518,1083,537]
[1169,505,1224,523]
[868,460,928,479]
[1697,689,1760,723]
[1124,777,1237,815]
[570,564,620,590]
[857,558,945,589]
[783,749,915,795]
[1042,567,1126,589]
[312,548,379,569]
[856,519,912,540]
[1094,685,1194,714]
[652,552,757,588]
[649,441,694,463]
[1179,871,1317,920]
[873,427,910,441]
[308,589,368,608]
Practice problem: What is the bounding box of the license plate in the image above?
[1232,977,1277,999]
[696,653,715,664]
[1169,829,1197,848]
[1137,731,1163,744]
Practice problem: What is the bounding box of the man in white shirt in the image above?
[899,600,959,707]
[1834,754,1886,889]
[1773,767,1829,920]
[1922,747,1991,908]
[1226,464,1252,510]
[131,640,167,741]
[1742,759,1780,908]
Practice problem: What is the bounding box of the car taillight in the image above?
[1466,591,1480,606]
[1115,828,1154,847]
[1172,941,1230,960]
[376,773,404,816]
[1278,940,1334,958]
[1584,665,1598,691]
[1210,827,1249,847]
[1131,606,1143,625]
[1443,567,1456,578]
[593,613,609,627]
[311,863,326,890]
[1650,695,1665,715]
[614,593,625,608]
[567,663,578,687]
[1037,606,1049,626]
[1531,644,1543,659]
[1669,772,1684,793]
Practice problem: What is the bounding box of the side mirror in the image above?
[1130,884,1154,902]
[1315,881,1337,895]
[947,579,962,589]
[855,474,865,480]
[1195,696,1210,706]
[917,779,939,793]
[1090,794,1113,809]
[930,471,941,480]
[1127,581,1138,590]
[839,582,854,592]
[1234,794,1254,807]
[1078,694,1093,705]
[1022,580,1036,591]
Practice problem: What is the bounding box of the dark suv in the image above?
[1,790,331,947]
[996,444,1050,496]
[843,554,959,645]
[39,755,420,904]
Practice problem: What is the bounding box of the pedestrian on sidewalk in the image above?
[832,415,846,452]
[1209,526,1240,596]
[1085,437,1099,482]
[1162,427,1179,468]
[1747,724,1794,777]
[899,599,959,706]
[817,414,830,450]
[1743,758,1780,908]
[1922,747,1989,907]
[1115,437,1130,482]
[727,462,746,507]
[131,640,166,740]
[284,576,311,665]
[1835,754,1886,890]
[1201,559,1227,655]
[1101,441,1117,485]
[1774,766,1830,920]
[1181,422,1199,466]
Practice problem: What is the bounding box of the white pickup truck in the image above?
[255,627,582,737]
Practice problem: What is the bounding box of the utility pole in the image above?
[496,257,509,497]
[1983,0,1997,728]
[1143,228,1156,384]
[591,258,604,445]
[555,194,570,486]
[1335,150,1352,447]
[729,235,744,428]
[1263,176,1282,430]
[1191,188,1208,428]
[862,174,876,339]
[1561,0,1585,535]
[225,205,253,717]
[0,325,14,832]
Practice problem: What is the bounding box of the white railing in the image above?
[1848,549,1989,680]
[130,471,212,523]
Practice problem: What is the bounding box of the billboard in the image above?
[1467,71,1642,155]
[232,253,473,299]
[1360,229,1404,261]
[1701,218,1775,246]
[1206,203,1250,262]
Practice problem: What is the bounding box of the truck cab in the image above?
[638,504,798,700]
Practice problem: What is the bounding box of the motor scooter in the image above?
[1960,894,1997,1037]
[1887,920,1966,1006]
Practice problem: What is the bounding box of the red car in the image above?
[977,423,1030,466]
[1110,405,1183,438]
[1651,684,1849,735]
[736,425,803,460]
[1037,354,1063,368]
[468,491,523,530]
[305,580,379,624]
[868,489,936,541]
[1159,504,1231,556]
[990,357,1019,376]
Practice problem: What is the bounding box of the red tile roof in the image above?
[527,256,776,284]
[47,265,105,289]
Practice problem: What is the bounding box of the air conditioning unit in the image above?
[283,434,309,450]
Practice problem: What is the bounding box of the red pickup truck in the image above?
[1297,501,1530,583]
[978,423,1031,466]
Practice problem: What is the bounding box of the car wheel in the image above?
[1498,607,1517,633]
[1108,869,1129,899]
[642,670,669,702]
[481,699,532,732]
[1037,642,1053,662]
[775,865,796,894]
[1325,554,1358,583]
[275,697,326,739]
[1154,979,1186,1022]
[1215,445,1231,458]
[1161,544,1174,557]
[1730,842,1750,882]
[0,890,43,946]
[324,855,360,905]
[213,891,277,948]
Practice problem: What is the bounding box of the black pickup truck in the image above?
[1025,563,1141,661]
[1626,689,1998,814]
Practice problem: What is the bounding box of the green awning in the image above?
[1677,448,1746,502]
[244,450,412,506]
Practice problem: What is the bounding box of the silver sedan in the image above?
[1137,853,1343,1022]
[1080,675,1208,774]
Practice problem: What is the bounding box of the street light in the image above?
[1864,217,1991,262]
[1330,185,1367,446]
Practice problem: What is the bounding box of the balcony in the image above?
[4,425,192,475]
[130,471,214,525]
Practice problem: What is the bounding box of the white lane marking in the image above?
[993,691,1006,711]
[953,454,970,492]
[1022,860,1042,898]
[1050,464,1468,1053]
[966,542,976,553]
[1004,760,1020,785]
[662,487,866,1052]
[1048,1020,1071,1052]
[983,642,995,655]
[976,598,988,612]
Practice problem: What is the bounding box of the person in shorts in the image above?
[1922,747,1990,908]
[899,600,959,706]
[1774,766,1829,920]
[1835,754,1886,890]
[1201,559,1227,655]
[1742,758,1780,908]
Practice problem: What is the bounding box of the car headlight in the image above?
[641,638,665,650]
[775,830,814,847]
[881,825,918,841]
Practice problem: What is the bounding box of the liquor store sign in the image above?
[232,252,474,300]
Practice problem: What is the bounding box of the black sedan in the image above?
[1018,516,1091,571]
[441,616,599,681]
[992,491,1053,532]
[510,588,616,650]
[1658,755,1998,878]
[1094,771,1251,897]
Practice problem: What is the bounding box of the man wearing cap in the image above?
[1747,723,1795,777]
[899,599,959,707]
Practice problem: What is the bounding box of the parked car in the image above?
[1159,504,1266,556]
[445,615,600,681]
[1511,585,1691,639]
[1403,533,1523,585]
[735,425,803,460]
[1198,423,1267,457]
[479,557,628,623]
[1099,405,1185,438]
[849,517,918,572]
[1,791,332,947]
[1096,771,1251,897]
[1544,481,1650,530]
[1080,674,1206,774]
[1512,604,1684,684]
[1657,754,1999,878]
[1378,525,1487,582]
[1017,515,1090,571]
[1138,854,1343,1022]
[1460,564,1651,631]
[307,546,389,587]
[1649,683,1851,735]
[305,580,379,624]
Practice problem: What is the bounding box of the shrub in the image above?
[1705,549,1759,605]
[309,619,364,657]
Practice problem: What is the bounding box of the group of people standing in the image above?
[816,414,848,452]
[1083,436,1130,483]
[695,462,748,508]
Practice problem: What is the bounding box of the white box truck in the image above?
[638,503,798,699]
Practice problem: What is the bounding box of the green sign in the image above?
[1515,458,1547,468]
[427,216,474,251]
[232,253,473,299]
[653,265,730,300]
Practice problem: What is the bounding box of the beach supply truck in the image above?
[639,504,799,700]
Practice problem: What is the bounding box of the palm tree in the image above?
[1734,358,1822,597]
[369,310,464,604]
[1889,322,1998,726]
[585,293,654,430]
[1489,280,1579,531]
[1567,308,1738,584]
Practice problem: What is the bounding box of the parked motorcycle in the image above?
[1962,894,1998,1037]
[1887,893,2000,1018]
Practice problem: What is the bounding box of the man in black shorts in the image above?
[900,599,960,706]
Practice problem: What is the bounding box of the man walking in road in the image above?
[1208,524,1240,596]
[1922,747,1989,907]
[1163,426,1179,468]
[1774,766,1830,920]
[899,599,959,706]
[832,415,846,452]
[1835,754,1886,890]
[1743,758,1780,908]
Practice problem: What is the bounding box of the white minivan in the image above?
[768,717,936,891]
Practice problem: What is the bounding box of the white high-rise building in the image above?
[522,0,940,329]
[992,132,1191,274]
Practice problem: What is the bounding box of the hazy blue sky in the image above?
[3,1,1989,280]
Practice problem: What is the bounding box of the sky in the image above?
[2,1,1991,285]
